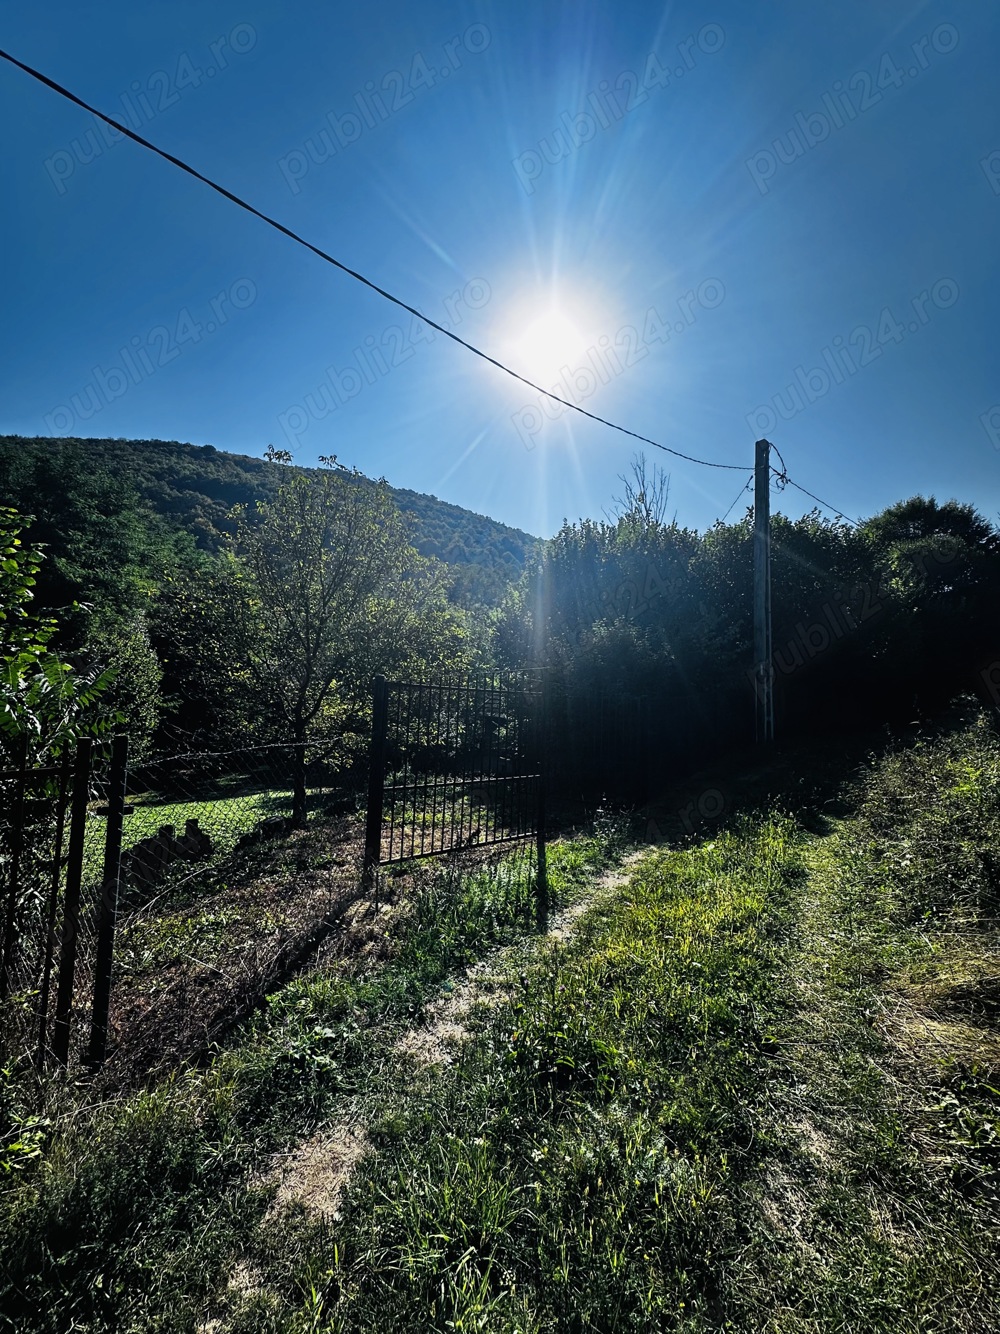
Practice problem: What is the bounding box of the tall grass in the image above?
[846,706,1000,922]
[0,825,628,1331]
[236,819,802,1331]
[8,714,1000,1331]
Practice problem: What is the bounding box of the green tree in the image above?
[0,509,117,763]
[859,497,1000,715]
[0,442,163,746]
[148,551,257,750]
[232,452,469,820]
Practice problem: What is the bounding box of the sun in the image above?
[512,308,589,386]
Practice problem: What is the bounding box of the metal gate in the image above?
[363,673,548,925]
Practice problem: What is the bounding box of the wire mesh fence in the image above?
[98,739,364,1078]
[118,740,357,902]
[0,740,116,1076]
[0,746,72,1074]
[2,672,679,1088]
[1,737,364,1081]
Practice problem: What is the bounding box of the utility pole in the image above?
[753,438,774,743]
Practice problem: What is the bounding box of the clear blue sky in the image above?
[2,0,998,537]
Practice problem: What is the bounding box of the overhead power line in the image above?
[719,473,754,524]
[0,47,751,474]
[771,468,860,527]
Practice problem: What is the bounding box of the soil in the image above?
[93,816,369,1088]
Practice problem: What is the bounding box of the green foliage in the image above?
[0,1068,49,1177]
[0,508,118,760]
[497,471,1000,764]
[4,438,996,768]
[0,442,155,644]
[86,612,162,755]
[0,436,535,610]
[0,436,531,750]
[148,550,257,747]
[846,704,1000,921]
[229,455,473,775]
[0,828,621,1330]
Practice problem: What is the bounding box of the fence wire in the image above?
[3,677,674,1087]
[1,738,362,1080]
[118,740,353,895]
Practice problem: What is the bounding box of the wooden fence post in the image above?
[52,738,92,1067]
[88,734,129,1069]
[363,675,389,893]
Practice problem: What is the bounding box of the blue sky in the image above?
[2,0,998,537]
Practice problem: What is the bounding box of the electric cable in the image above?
[719,473,754,524]
[0,48,749,473]
[772,470,860,527]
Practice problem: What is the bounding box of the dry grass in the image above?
[269,1124,369,1218]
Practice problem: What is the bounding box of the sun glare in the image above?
[512,308,589,386]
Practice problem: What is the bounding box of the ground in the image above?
[2,713,999,1331]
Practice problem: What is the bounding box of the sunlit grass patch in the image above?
[0,818,632,1332]
[289,818,801,1331]
[120,786,292,850]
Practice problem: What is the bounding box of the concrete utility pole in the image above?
[753,438,774,743]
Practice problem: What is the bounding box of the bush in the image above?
[848,704,1000,921]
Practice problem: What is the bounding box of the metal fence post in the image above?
[52,738,92,1067]
[363,675,389,892]
[36,750,72,1073]
[0,734,28,1004]
[87,734,129,1069]
[535,680,549,933]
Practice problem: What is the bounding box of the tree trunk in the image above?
[291,727,308,827]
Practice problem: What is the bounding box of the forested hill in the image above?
[0,436,537,606]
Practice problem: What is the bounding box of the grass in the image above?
[3,710,1000,1330]
[208,714,1000,1331]
[81,780,359,893]
[82,786,311,885]
[115,902,261,974]
[120,787,291,848]
[229,817,801,1331]
[0,823,628,1331]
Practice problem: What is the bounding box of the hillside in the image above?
[0,435,537,606]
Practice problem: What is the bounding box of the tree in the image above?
[606,453,672,530]
[859,497,1000,715]
[232,451,461,821]
[0,442,163,746]
[0,509,118,764]
[0,442,151,637]
[148,551,258,750]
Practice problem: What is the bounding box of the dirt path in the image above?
[394,845,649,1067]
[269,846,651,1217]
